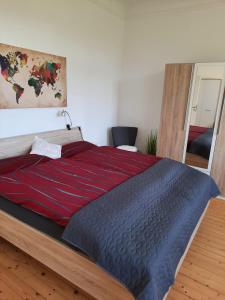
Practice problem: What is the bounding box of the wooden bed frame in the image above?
[0,127,134,300]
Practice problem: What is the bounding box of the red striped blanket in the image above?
[0,146,160,226]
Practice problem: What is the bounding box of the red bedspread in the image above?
[0,141,96,176]
[188,126,208,144]
[0,146,160,226]
[72,146,159,176]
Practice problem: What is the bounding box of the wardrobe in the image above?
[157,63,225,196]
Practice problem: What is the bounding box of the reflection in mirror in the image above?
[185,79,221,169]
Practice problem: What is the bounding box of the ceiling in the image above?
[90,0,223,20]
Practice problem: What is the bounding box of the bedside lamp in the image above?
[61,109,73,130]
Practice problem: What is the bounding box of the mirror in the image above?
[184,79,221,170]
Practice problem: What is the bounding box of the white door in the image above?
[195,79,221,127]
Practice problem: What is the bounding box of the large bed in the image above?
[187,125,213,159]
[0,127,219,300]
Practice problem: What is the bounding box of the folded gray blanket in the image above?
[62,158,219,300]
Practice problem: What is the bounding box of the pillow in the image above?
[0,154,49,175]
[61,141,97,158]
[30,136,62,159]
[117,145,138,152]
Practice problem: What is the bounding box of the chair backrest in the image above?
[111,127,138,147]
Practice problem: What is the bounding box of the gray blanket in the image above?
[62,158,219,300]
[188,128,213,159]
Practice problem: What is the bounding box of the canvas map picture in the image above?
[0,43,67,108]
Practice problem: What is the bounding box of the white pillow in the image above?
[30,136,62,159]
[117,145,138,152]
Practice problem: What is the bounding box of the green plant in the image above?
[146,130,157,155]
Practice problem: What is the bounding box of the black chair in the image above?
[111,126,138,147]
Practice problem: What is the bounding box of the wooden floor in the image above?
[185,152,209,169]
[0,199,225,300]
[167,199,225,300]
[0,239,87,300]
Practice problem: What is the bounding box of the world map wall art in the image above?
[0,43,67,109]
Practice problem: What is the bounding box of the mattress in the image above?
[0,195,63,240]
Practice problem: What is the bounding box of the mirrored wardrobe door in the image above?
[183,63,225,174]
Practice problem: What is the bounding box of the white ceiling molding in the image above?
[87,0,126,19]
[124,0,225,19]
[83,0,225,20]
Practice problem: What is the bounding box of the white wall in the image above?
[0,0,125,145]
[119,0,225,151]
[2,0,225,150]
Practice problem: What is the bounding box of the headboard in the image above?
[0,127,83,160]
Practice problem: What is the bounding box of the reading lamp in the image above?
[61,110,73,130]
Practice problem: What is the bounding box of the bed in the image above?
[0,127,219,300]
[187,125,213,159]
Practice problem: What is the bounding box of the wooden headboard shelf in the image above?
[0,127,83,159]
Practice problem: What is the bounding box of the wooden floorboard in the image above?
[0,239,88,300]
[0,199,224,300]
[185,152,209,169]
[167,199,225,300]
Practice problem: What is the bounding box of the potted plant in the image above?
[146,130,157,155]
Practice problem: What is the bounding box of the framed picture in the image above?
[0,43,67,109]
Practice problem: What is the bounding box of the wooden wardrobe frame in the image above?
[157,63,225,196]
[0,127,134,300]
